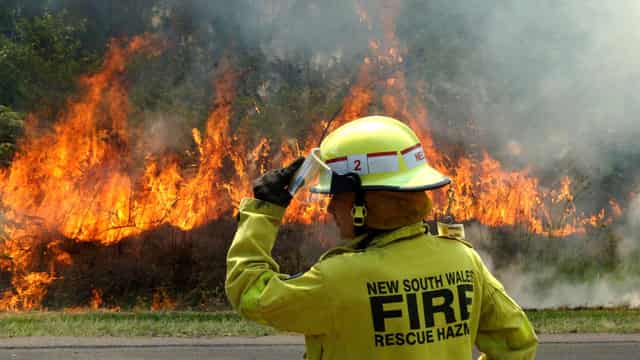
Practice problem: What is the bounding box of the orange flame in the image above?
[90,288,103,310]
[0,34,168,310]
[0,38,282,309]
[0,34,167,246]
[151,288,176,311]
[0,272,55,311]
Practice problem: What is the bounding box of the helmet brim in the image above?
[310,164,451,194]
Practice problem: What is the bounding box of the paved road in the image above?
[1,334,639,359]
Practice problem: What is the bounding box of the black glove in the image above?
[252,157,305,207]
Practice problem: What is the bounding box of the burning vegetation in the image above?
[0,1,636,311]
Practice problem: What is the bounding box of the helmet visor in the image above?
[288,148,331,196]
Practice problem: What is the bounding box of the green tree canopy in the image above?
[0,10,93,112]
[0,105,23,165]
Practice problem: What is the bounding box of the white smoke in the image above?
[141,112,195,154]
[223,1,640,178]
[623,194,640,253]
[406,1,640,308]
[465,1,640,173]
[478,194,640,309]
[498,266,640,309]
[236,0,374,65]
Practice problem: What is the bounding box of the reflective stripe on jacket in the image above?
[226,198,538,359]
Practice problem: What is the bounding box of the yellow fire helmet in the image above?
[311,115,451,194]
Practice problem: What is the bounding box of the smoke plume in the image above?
[458,1,640,308]
[470,1,640,173]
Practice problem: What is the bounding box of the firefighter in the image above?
[226,115,538,359]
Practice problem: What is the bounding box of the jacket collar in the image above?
[319,222,427,261]
[367,222,427,248]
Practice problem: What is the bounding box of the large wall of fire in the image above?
[0,4,625,310]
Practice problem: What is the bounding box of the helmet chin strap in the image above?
[329,172,368,236]
[351,179,367,236]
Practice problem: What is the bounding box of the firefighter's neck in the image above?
[328,192,356,238]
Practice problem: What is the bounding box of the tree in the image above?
[0,11,93,113]
[0,105,23,166]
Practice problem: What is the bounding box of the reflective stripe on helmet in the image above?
[324,143,425,175]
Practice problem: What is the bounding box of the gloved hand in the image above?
[252,157,305,207]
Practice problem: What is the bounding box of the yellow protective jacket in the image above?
[226,198,538,359]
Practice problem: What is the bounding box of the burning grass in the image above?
[1,309,639,337]
[0,221,332,310]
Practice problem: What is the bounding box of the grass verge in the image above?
[526,308,640,334]
[1,309,639,337]
[0,311,275,337]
